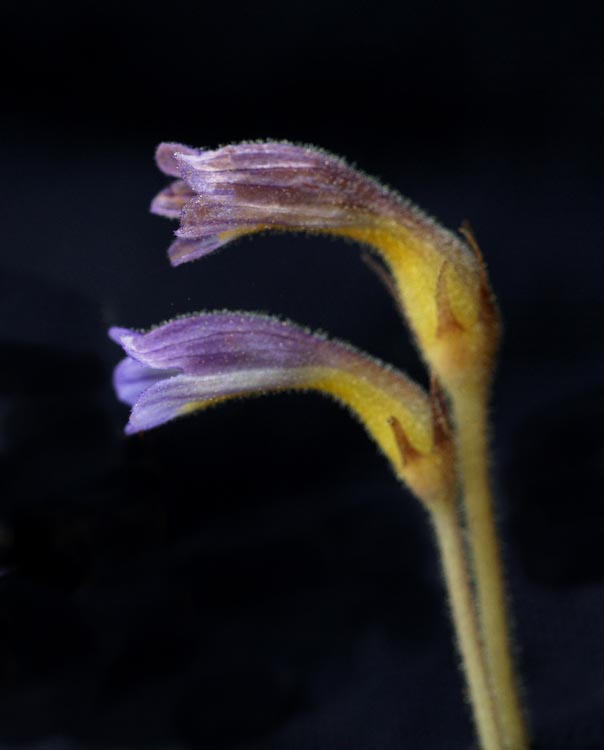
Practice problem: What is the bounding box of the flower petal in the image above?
[111,312,457,504]
[125,368,304,435]
[151,141,496,391]
[113,356,180,406]
[110,313,337,374]
[150,180,194,218]
[155,142,203,178]
[150,142,481,339]
[168,236,228,265]
[151,142,467,266]
[110,312,434,466]
[152,142,396,261]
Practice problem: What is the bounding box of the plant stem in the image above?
[452,386,529,750]
[432,499,504,750]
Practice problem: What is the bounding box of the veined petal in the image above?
[110,312,451,500]
[151,141,498,391]
[151,141,462,263]
[110,313,353,374]
[123,369,304,435]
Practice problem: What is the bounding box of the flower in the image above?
[110,312,453,506]
[111,142,526,750]
[152,142,500,393]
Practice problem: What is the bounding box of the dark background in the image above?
[1,1,604,748]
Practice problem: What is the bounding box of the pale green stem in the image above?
[452,386,529,750]
[432,499,505,750]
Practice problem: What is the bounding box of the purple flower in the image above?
[151,142,498,394]
[151,141,456,267]
[110,312,452,501]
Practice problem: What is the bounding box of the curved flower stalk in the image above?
[110,311,503,749]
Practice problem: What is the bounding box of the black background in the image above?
[1,2,604,748]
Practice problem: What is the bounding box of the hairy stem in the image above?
[432,499,504,750]
[452,386,529,750]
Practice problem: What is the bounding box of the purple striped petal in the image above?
[122,369,310,435]
[110,313,387,376]
[109,312,429,440]
[150,141,456,267]
[149,141,493,412]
